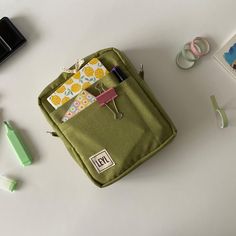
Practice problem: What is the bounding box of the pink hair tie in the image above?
[190,37,210,57]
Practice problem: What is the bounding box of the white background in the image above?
[1,0,236,235]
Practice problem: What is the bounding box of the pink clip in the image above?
[96,88,118,106]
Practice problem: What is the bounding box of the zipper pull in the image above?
[138,64,144,80]
[46,131,59,137]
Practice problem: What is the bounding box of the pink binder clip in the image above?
[95,84,123,120]
[96,88,118,107]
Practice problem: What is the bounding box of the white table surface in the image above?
[1,0,236,235]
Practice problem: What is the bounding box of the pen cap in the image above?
[0,175,17,192]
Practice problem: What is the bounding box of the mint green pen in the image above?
[4,121,32,166]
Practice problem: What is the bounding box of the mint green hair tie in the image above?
[210,95,228,128]
[176,51,195,70]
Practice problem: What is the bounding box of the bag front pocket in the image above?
[49,72,120,125]
[56,76,172,185]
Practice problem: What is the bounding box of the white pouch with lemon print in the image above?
[47,58,108,109]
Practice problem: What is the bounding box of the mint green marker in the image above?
[4,121,32,166]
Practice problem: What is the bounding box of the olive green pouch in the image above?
[38,48,177,187]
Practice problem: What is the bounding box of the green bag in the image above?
[38,48,177,187]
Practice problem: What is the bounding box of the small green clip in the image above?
[210,95,228,128]
[4,121,32,166]
[0,176,17,192]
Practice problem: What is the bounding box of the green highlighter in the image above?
[4,121,32,166]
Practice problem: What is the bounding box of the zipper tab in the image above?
[138,64,144,80]
[46,131,59,137]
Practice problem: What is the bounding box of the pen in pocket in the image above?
[111,66,127,82]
